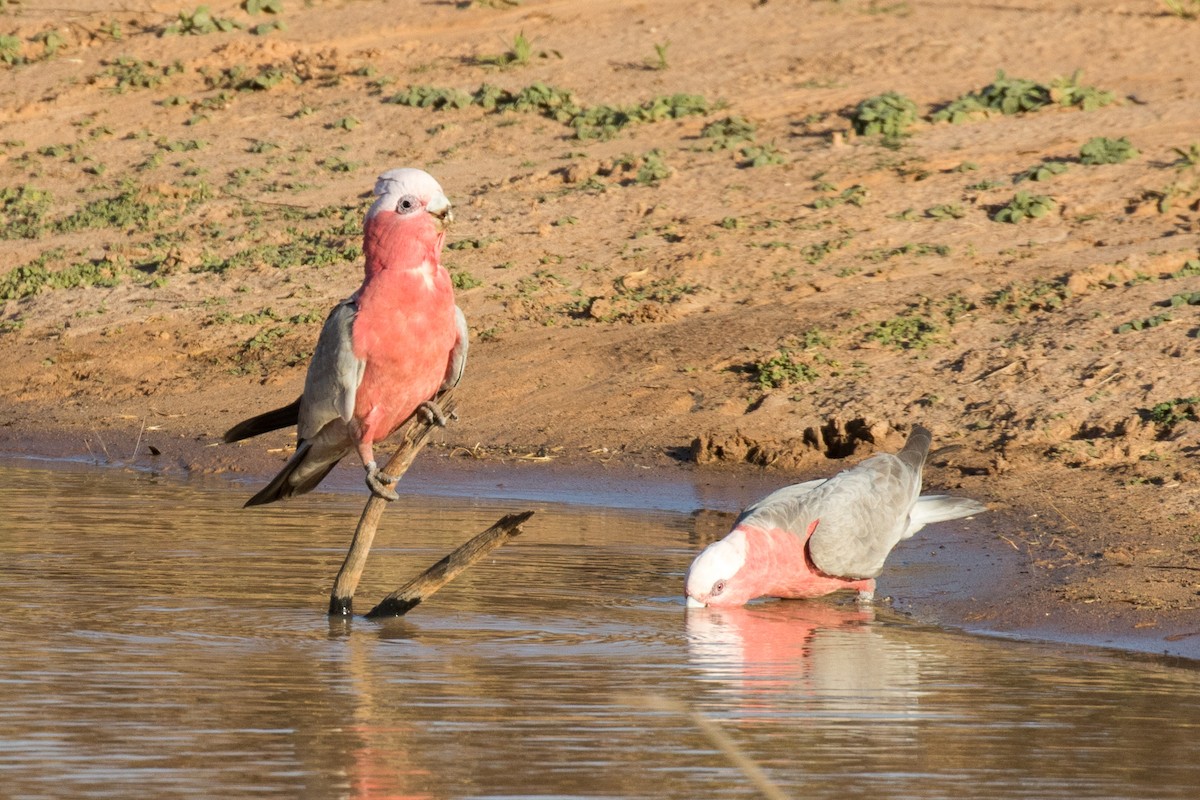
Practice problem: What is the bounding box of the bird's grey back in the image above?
[737,426,932,579]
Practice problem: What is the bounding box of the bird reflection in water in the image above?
[685,600,928,721]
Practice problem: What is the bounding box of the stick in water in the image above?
[328,390,458,616]
[366,510,535,618]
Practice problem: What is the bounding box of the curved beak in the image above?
[427,194,453,231]
[685,595,705,609]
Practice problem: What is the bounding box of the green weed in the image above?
[739,142,787,168]
[812,184,868,209]
[99,57,185,92]
[701,116,757,151]
[1167,290,1200,306]
[0,251,123,300]
[1116,313,1172,333]
[0,185,54,239]
[987,278,1070,313]
[245,0,284,13]
[1079,136,1139,165]
[650,41,670,71]
[636,149,671,185]
[476,31,548,69]
[387,82,709,140]
[1015,160,1070,183]
[1162,0,1200,19]
[1171,143,1200,169]
[1144,397,1200,429]
[752,348,819,389]
[201,64,296,91]
[55,183,165,234]
[867,313,941,350]
[850,91,919,137]
[1169,258,1200,278]
[926,203,966,220]
[932,69,1114,123]
[993,191,1055,223]
[451,270,482,290]
[0,34,24,65]
[164,6,243,35]
[864,243,951,261]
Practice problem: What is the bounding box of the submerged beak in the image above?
[427,194,453,231]
[685,595,705,609]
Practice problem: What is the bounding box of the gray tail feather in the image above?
[244,441,341,507]
[898,423,933,470]
[910,494,987,525]
[224,396,302,443]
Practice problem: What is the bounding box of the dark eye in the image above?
[397,196,418,213]
[712,579,726,596]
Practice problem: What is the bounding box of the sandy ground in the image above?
[1,1,1198,651]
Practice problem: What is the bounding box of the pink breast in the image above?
[743,526,872,600]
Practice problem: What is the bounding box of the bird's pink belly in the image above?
[353,302,455,443]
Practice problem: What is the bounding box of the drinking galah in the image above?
[225,167,467,507]
[685,425,986,607]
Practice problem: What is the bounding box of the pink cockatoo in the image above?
[685,425,986,608]
[225,167,467,507]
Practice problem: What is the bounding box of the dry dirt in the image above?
[1,1,1199,649]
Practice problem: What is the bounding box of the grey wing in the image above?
[297,299,365,441]
[734,479,829,530]
[440,305,469,390]
[806,453,925,579]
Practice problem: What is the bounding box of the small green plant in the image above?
[1116,313,1172,333]
[867,314,941,350]
[1079,136,1138,165]
[650,40,670,70]
[812,184,868,209]
[244,0,284,13]
[99,57,184,92]
[635,149,671,185]
[34,29,66,57]
[0,35,24,66]
[926,203,966,220]
[1162,0,1200,19]
[932,69,1114,123]
[993,191,1055,223]
[164,6,242,35]
[987,278,1070,313]
[450,269,482,290]
[1168,290,1200,306]
[0,252,124,300]
[1170,258,1200,278]
[701,116,757,151]
[387,82,709,141]
[1171,143,1200,169]
[752,348,819,389]
[739,142,787,168]
[1144,397,1200,429]
[476,31,539,68]
[1015,160,1070,183]
[850,91,919,137]
[0,185,54,239]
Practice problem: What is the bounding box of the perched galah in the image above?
[685,425,986,608]
[225,168,467,507]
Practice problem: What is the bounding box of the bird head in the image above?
[367,167,454,232]
[684,530,756,608]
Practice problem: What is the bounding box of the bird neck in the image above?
[362,211,444,281]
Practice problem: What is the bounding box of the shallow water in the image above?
[2,462,1199,799]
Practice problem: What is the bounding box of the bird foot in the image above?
[418,399,453,427]
[364,462,399,502]
[856,588,876,603]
